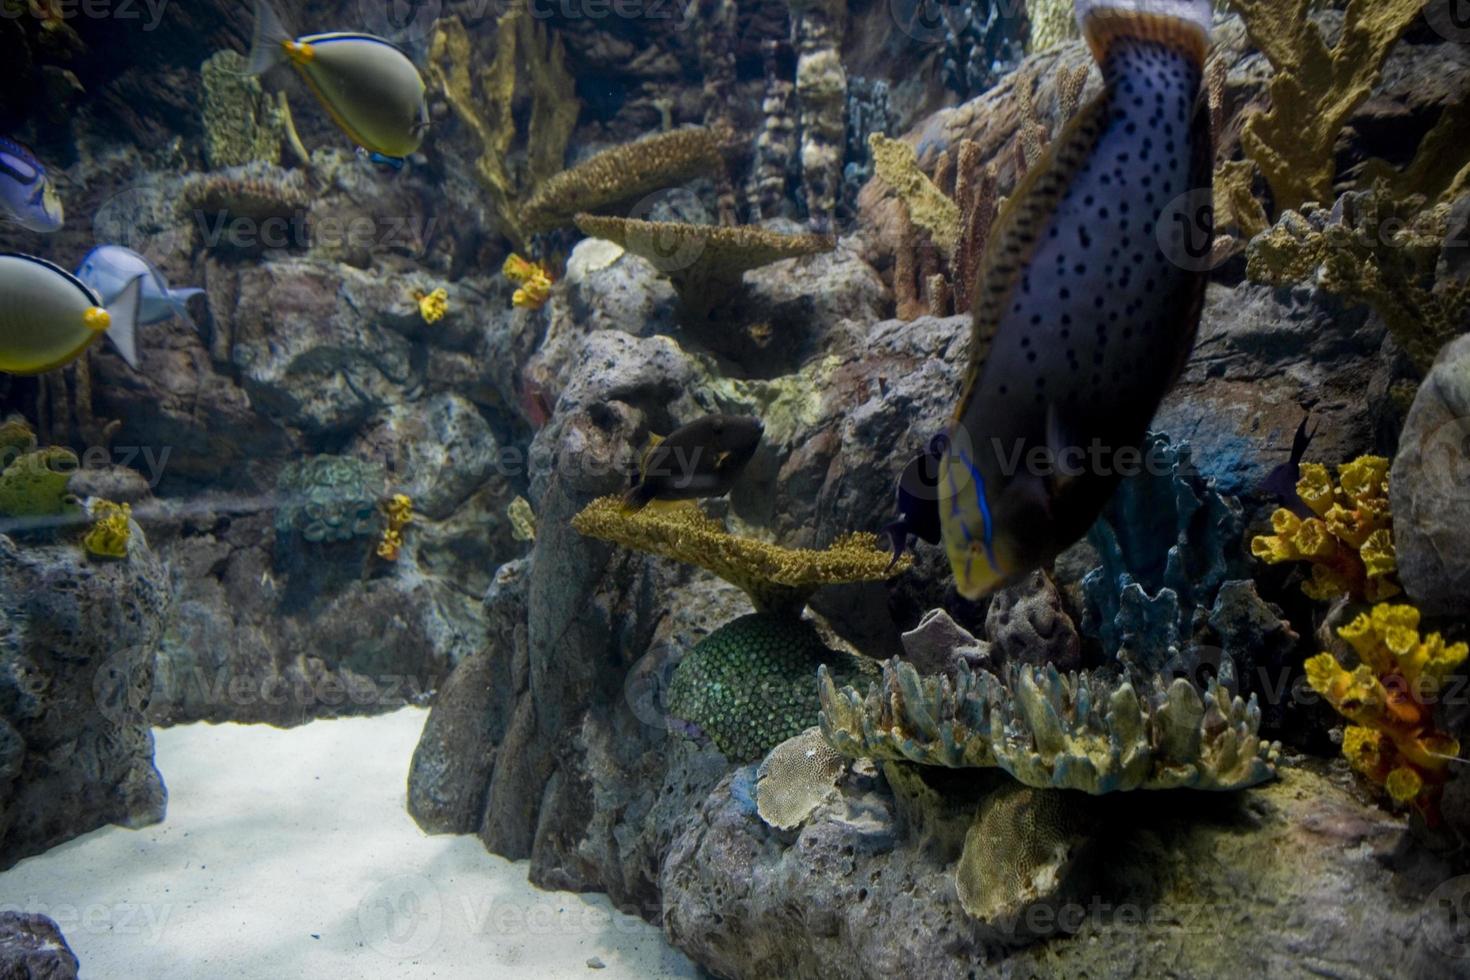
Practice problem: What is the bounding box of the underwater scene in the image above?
[1,0,1469,976]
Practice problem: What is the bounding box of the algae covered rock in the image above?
[666,613,862,763]
[0,912,79,979]
[274,454,386,545]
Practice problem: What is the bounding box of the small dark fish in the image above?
[882,433,948,570]
[622,414,764,511]
[1260,415,1318,516]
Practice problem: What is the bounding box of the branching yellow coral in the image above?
[1252,455,1399,602]
[83,500,131,559]
[377,493,414,561]
[571,495,907,614]
[412,287,448,325]
[868,133,960,259]
[1305,603,1467,821]
[503,254,554,310]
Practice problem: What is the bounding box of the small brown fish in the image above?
[622,415,764,511]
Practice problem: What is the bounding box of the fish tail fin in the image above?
[1076,0,1213,68]
[105,275,143,370]
[248,0,294,75]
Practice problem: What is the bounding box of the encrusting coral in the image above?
[666,614,863,763]
[0,444,78,519]
[1305,603,1467,821]
[275,455,386,545]
[818,657,1279,794]
[571,495,904,614]
[428,11,578,247]
[1251,455,1400,603]
[1228,0,1426,215]
[755,726,846,830]
[572,214,835,323]
[520,127,727,236]
[1247,187,1470,373]
[82,499,132,560]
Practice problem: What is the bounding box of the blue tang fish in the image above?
[939,0,1215,599]
[76,245,205,331]
[248,0,429,165]
[0,138,64,234]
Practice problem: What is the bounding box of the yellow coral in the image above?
[1250,454,1398,602]
[412,287,448,325]
[868,133,960,258]
[377,493,414,561]
[571,495,907,614]
[1307,603,1467,822]
[507,495,536,542]
[503,254,554,311]
[83,500,132,559]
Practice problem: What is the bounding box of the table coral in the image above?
[818,658,1279,794]
[1305,603,1467,820]
[755,727,846,830]
[571,495,904,614]
[82,500,131,559]
[1251,455,1400,603]
[666,614,862,763]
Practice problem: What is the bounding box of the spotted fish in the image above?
[939,0,1215,600]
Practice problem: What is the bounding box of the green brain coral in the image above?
[666,613,861,763]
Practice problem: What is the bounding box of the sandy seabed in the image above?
[0,708,700,979]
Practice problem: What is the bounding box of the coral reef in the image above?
[180,164,311,251]
[755,727,846,831]
[986,571,1081,673]
[1392,333,1470,616]
[274,455,386,546]
[571,495,903,614]
[572,214,835,323]
[1230,0,1425,214]
[1305,603,1467,821]
[749,40,799,222]
[503,254,554,311]
[427,11,578,247]
[1247,188,1470,372]
[942,1,1023,99]
[376,493,413,562]
[1080,434,1249,679]
[82,499,132,560]
[412,287,448,325]
[792,0,847,230]
[0,445,78,519]
[666,614,861,763]
[520,127,726,236]
[819,657,1279,793]
[1026,0,1079,54]
[200,50,300,169]
[868,133,960,258]
[1251,455,1400,603]
[507,496,536,542]
[840,76,890,221]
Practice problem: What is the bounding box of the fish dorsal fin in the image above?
[638,432,665,477]
[957,91,1112,416]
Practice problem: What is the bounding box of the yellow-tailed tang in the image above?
[247,0,429,162]
[0,253,143,374]
[939,0,1215,600]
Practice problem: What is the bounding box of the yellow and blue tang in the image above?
[940,0,1216,599]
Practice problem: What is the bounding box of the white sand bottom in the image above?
[0,708,700,979]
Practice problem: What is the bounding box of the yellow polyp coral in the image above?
[377,493,414,561]
[571,495,907,615]
[412,287,448,325]
[83,500,132,560]
[868,133,960,259]
[503,254,554,311]
[1306,603,1468,821]
[1251,455,1399,602]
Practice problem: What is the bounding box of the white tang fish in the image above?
[0,137,64,234]
[247,0,430,164]
[0,253,143,374]
[76,245,204,330]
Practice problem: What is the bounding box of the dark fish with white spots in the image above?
[939,0,1215,599]
[622,414,764,511]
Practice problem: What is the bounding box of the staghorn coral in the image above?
[818,657,1279,794]
[376,493,413,561]
[869,134,960,258]
[1305,603,1467,821]
[428,12,578,247]
[955,782,1094,930]
[1229,0,1425,214]
[755,726,846,830]
[412,287,448,325]
[275,455,386,545]
[571,495,904,614]
[82,499,131,560]
[1026,0,1079,54]
[520,128,727,236]
[1247,187,1470,372]
[666,614,862,763]
[1251,455,1400,603]
[0,446,78,519]
[572,214,834,323]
